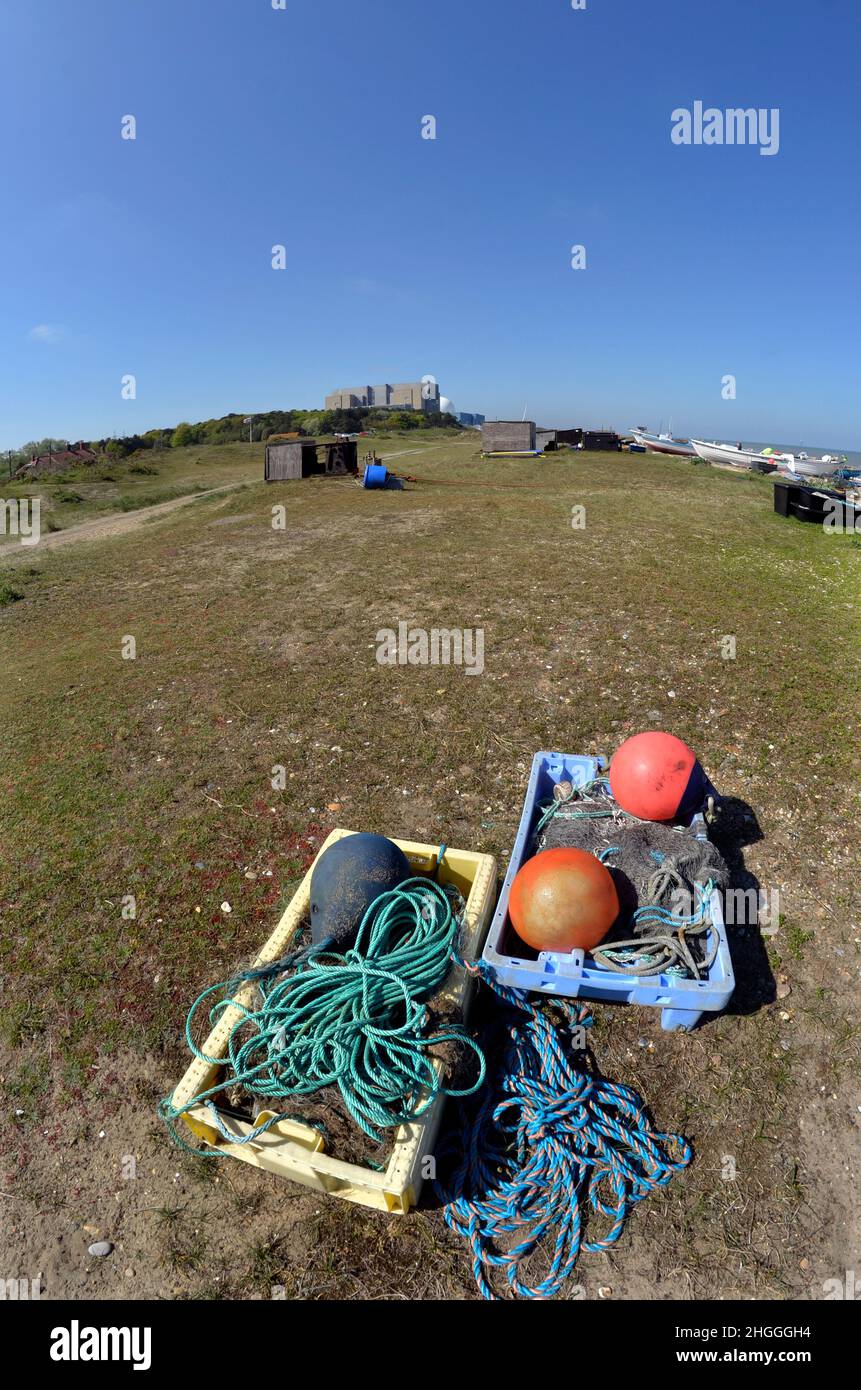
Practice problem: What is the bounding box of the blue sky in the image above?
[1,0,858,451]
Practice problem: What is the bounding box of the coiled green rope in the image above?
[160,876,486,1149]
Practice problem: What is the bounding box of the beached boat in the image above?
[779,453,844,480]
[632,430,696,458]
[691,440,780,472]
[693,439,842,478]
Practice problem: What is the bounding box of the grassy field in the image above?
[0,431,467,547]
[1,434,860,1300]
[0,440,263,545]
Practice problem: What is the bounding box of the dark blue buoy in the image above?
[309,833,411,949]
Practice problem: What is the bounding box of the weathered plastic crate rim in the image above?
[169,828,498,1212]
[481,751,735,1028]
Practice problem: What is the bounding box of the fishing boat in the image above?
[631,429,696,458]
[778,452,845,480]
[691,440,780,472]
[692,439,844,478]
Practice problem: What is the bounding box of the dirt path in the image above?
[1,439,475,567]
[1,482,246,566]
[380,442,468,461]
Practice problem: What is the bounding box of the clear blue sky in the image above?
[1,0,858,451]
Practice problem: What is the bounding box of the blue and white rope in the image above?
[435,963,692,1300]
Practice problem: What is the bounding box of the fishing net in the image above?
[533,781,730,978]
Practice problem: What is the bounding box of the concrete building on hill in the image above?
[325,380,441,413]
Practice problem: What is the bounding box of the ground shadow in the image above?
[708,795,776,1017]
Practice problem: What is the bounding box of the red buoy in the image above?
[609,731,703,822]
[508,847,618,954]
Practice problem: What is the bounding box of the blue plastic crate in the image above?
[482,751,735,1031]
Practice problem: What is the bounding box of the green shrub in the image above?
[0,579,24,606]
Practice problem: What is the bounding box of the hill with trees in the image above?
[9,406,463,475]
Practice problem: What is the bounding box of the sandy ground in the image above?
[1,483,246,565]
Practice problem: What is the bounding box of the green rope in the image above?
[532,778,615,839]
[160,876,486,1150]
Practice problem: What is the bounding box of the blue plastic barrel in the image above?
[363,463,389,489]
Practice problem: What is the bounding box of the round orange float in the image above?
[609,731,704,822]
[508,847,619,954]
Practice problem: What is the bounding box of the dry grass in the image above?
[0,440,262,544]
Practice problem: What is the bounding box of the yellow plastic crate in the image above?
[169,829,498,1213]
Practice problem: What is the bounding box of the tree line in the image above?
[9,407,463,470]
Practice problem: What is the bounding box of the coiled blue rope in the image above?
[435,962,692,1301]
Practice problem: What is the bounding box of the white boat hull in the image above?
[633,432,696,457]
[692,440,778,471]
[692,440,841,479]
[781,458,840,480]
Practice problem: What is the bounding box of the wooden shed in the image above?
[321,440,358,475]
[264,438,359,482]
[583,430,622,452]
[481,420,536,453]
[264,440,320,481]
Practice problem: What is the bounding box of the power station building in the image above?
[325,380,441,413]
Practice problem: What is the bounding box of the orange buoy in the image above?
[508,847,619,954]
[609,731,706,822]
